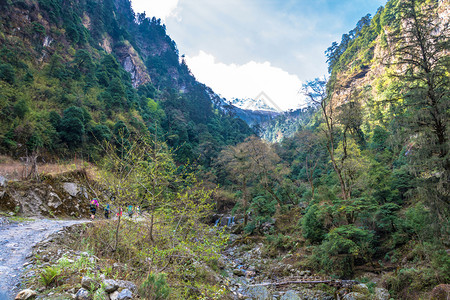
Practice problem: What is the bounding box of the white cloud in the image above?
[131,0,179,21]
[186,51,306,111]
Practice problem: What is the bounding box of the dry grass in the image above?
[0,155,97,181]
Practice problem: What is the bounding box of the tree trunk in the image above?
[149,212,154,242]
[243,177,248,226]
[113,214,121,252]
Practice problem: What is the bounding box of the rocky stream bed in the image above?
[0,216,393,300]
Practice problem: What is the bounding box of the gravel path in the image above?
[0,218,87,299]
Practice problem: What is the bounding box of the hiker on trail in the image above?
[104,204,110,219]
[117,207,123,218]
[128,205,133,218]
[90,198,99,220]
[136,205,141,216]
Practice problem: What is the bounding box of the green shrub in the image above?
[139,272,170,300]
[0,63,15,84]
[308,224,375,278]
[301,204,325,244]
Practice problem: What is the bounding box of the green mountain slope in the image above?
[0,0,253,164]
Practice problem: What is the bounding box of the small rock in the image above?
[116,280,137,293]
[81,276,99,291]
[75,288,92,300]
[15,289,37,300]
[280,290,301,300]
[117,289,132,300]
[103,279,119,293]
[246,286,271,300]
[109,291,119,300]
[299,270,311,276]
[233,269,246,276]
[0,175,7,187]
[374,287,390,300]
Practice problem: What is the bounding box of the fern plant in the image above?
[39,266,61,287]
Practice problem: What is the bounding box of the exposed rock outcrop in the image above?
[0,171,92,218]
[115,41,151,88]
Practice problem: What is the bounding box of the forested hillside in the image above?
[214,0,449,298]
[0,0,252,165]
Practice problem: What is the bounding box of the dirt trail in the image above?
[0,218,87,299]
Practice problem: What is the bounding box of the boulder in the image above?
[103,279,119,293]
[233,269,246,276]
[246,286,271,300]
[342,292,367,300]
[15,289,37,300]
[75,288,92,300]
[430,284,450,300]
[63,182,79,197]
[374,287,390,300]
[280,290,301,300]
[81,276,100,291]
[352,284,370,295]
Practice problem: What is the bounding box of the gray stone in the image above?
[116,280,137,293]
[352,283,369,295]
[81,276,99,291]
[109,291,119,300]
[14,289,37,300]
[0,176,6,187]
[47,192,62,209]
[280,290,301,300]
[103,279,119,293]
[63,182,79,197]
[342,292,366,300]
[233,268,246,276]
[75,288,92,300]
[246,286,271,300]
[299,270,311,276]
[117,289,133,300]
[375,288,390,300]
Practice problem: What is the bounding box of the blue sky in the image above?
[131,0,386,110]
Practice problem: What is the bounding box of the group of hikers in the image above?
[89,198,141,220]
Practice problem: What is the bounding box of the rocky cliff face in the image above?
[114,41,151,88]
[0,171,93,218]
[330,0,449,113]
